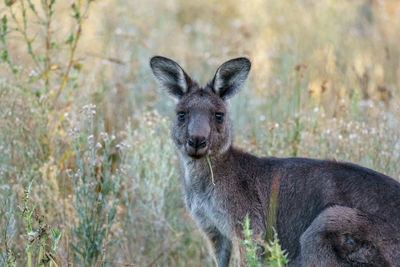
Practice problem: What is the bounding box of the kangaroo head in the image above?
[150,56,251,159]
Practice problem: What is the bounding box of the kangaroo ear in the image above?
[150,56,191,99]
[211,57,251,100]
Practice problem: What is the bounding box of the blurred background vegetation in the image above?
[0,0,399,266]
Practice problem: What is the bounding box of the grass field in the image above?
[1,0,399,266]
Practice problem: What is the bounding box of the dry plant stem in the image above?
[44,0,53,93]
[22,182,34,267]
[206,154,215,185]
[9,1,42,71]
[51,24,81,110]
[48,1,90,155]
[51,0,91,109]
[20,0,36,64]
[27,0,42,21]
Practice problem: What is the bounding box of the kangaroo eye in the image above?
[215,112,224,123]
[177,112,186,122]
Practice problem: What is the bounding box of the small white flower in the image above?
[29,70,38,77]
[100,132,109,142]
[123,143,132,149]
[349,134,357,140]
[96,142,102,149]
[313,107,319,113]
[87,135,94,144]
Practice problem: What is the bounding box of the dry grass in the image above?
[0,0,399,265]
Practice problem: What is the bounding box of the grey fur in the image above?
[212,57,251,99]
[150,56,189,97]
[150,56,400,267]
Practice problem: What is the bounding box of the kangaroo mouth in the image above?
[185,144,208,159]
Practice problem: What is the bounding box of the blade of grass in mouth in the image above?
[206,154,215,185]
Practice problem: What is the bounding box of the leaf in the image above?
[51,228,62,251]
[5,0,16,7]
[108,206,116,224]
[1,15,7,26]
[66,34,74,45]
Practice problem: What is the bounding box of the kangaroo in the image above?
[150,56,400,267]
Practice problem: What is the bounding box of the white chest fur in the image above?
[180,155,232,238]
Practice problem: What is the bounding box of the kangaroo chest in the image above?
[182,162,232,237]
[185,186,232,238]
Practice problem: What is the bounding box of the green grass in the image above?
[241,214,288,267]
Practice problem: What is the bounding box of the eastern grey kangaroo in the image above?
[150,56,400,267]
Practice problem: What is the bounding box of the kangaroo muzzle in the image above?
[186,113,210,158]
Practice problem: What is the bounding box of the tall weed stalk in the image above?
[68,104,120,266]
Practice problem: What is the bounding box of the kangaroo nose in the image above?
[188,136,207,149]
